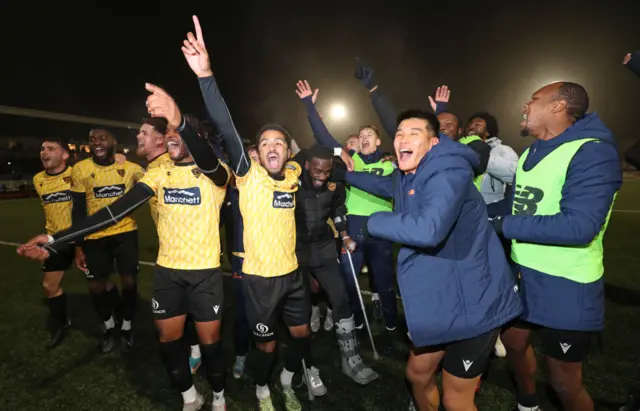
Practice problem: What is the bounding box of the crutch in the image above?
[301,358,314,401]
[344,247,380,360]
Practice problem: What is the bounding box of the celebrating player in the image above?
[19,90,231,411]
[68,128,144,353]
[181,15,311,411]
[32,137,74,349]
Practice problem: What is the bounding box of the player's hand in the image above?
[115,153,126,164]
[295,80,319,104]
[382,154,396,163]
[145,83,182,128]
[181,15,213,78]
[354,57,376,90]
[75,246,88,271]
[19,246,50,261]
[489,216,504,236]
[428,85,450,112]
[340,150,355,171]
[17,234,52,261]
[343,236,357,252]
[624,53,632,65]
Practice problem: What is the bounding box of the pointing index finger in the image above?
[145,83,168,97]
[193,15,205,45]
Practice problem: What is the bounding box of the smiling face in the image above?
[394,117,438,174]
[466,117,488,139]
[437,112,460,140]
[165,129,192,162]
[136,123,165,158]
[258,129,290,175]
[358,126,380,155]
[89,129,116,161]
[305,157,332,188]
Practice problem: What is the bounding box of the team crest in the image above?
[191,168,201,178]
[327,182,336,191]
[63,176,71,184]
[117,169,125,177]
[90,173,95,178]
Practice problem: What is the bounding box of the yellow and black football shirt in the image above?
[71,158,144,240]
[236,159,301,278]
[146,152,173,226]
[139,161,229,270]
[34,166,74,235]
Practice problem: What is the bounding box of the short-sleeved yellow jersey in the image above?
[34,166,74,235]
[235,159,300,277]
[139,161,229,270]
[71,158,145,240]
[145,153,172,226]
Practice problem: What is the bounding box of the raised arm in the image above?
[295,80,342,149]
[181,15,250,176]
[144,83,229,186]
[177,114,229,186]
[355,59,397,139]
[428,86,451,115]
[624,51,640,79]
[198,76,249,176]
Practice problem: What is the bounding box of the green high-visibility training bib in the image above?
[510,138,615,283]
[459,135,484,190]
[346,153,394,216]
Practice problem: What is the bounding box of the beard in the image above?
[520,127,531,138]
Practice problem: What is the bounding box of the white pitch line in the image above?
[0,240,381,297]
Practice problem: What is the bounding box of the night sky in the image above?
[2,1,640,154]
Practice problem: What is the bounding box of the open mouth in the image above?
[267,153,279,168]
[399,148,413,162]
[94,147,106,156]
[167,141,179,151]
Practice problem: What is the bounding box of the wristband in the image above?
[46,235,54,244]
[334,147,342,157]
[342,236,351,240]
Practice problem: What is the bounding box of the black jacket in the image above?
[292,152,348,244]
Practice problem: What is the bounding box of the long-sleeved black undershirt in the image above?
[198,76,251,177]
[46,119,224,253]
